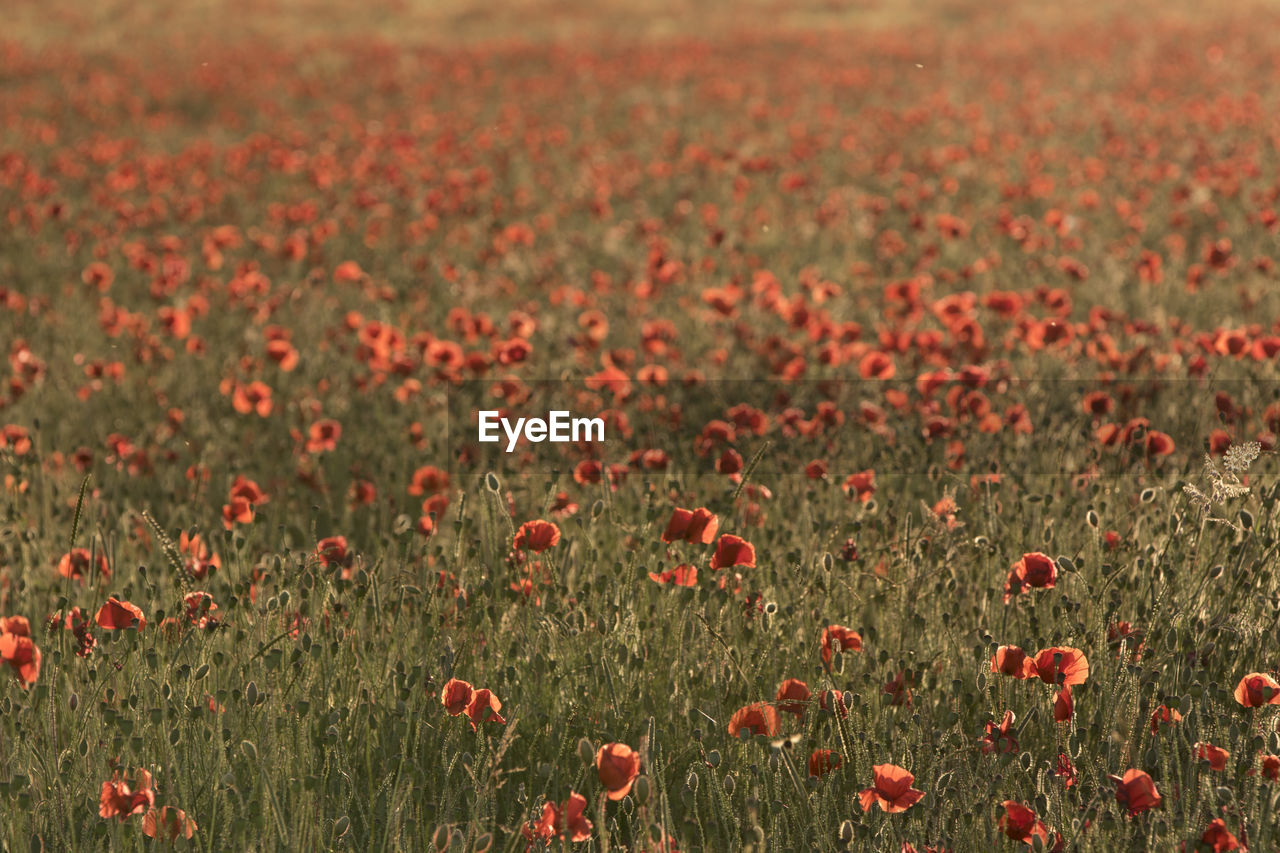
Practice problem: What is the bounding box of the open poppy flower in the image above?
[0,629,41,687]
[808,749,841,777]
[99,768,155,819]
[998,801,1051,845]
[709,534,755,570]
[979,711,1018,755]
[1234,672,1280,707]
[820,624,863,667]
[440,678,474,715]
[727,702,780,737]
[596,743,641,800]
[1111,768,1161,815]
[96,597,146,631]
[513,519,561,553]
[1195,742,1229,771]
[464,688,506,730]
[661,506,719,544]
[1002,552,1057,602]
[57,547,110,583]
[991,645,1032,677]
[648,564,698,586]
[143,806,198,841]
[858,763,925,813]
[1028,647,1089,686]
[1201,818,1241,852]
[522,791,593,843]
[775,678,811,718]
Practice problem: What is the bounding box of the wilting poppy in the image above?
[775,678,811,718]
[1234,672,1280,707]
[596,743,641,800]
[820,625,863,667]
[99,768,155,819]
[1112,768,1161,815]
[709,534,755,570]
[1028,647,1089,686]
[513,520,561,553]
[661,506,719,545]
[727,703,780,737]
[858,763,925,813]
[143,806,198,841]
[1150,704,1183,733]
[96,597,146,631]
[465,688,506,730]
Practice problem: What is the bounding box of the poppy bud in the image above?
[432,825,449,850]
[472,832,492,853]
[484,472,500,493]
[722,774,735,795]
[246,681,259,705]
[706,750,720,768]
[686,772,699,792]
[838,819,854,845]
[577,738,595,765]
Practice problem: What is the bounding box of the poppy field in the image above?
[7,0,1280,849]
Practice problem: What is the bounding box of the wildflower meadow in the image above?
[4,0,1280,849]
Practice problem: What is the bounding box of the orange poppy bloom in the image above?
[143,806,197,841]
[596,743,641,800]
[222,496,254,529]
[521,792,593,844]
[305,419,341,453]
[464,688,506,730]
[513,520,561,553]
[96,597,146,631]
[858,763,925,813]
[0,629,40,687]
[820,625,863,667]
[727,702,780,737]
[709,534,755,570]
[661,506,719,545]
[440,678,473,715]
[843,469,876,502]
[1028,647,1089,686]
[178,532,220,579]
[231,381,273,417]
[1111,768,1161,815]
[775,678,811,718]
[99,768,155,819]
[1234,672,1280,707]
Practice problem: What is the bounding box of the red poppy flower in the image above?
[998,801,1050,845]
[808,749,841,777]
[0,629,41,686]
[440,678,473,715]
[1002,552,1057,602]
[1234,672,1280,707]
[1112,768,1162,815]
[1195,742,1229,771]
[232,381,273,417]
[142,806,197,841]
[1028,647,1089,686]
[96,597,146,631]
[884,671,913,706]
[820,624,863,667]
[513,520,561,553]
[305,419,341,453]
[408,465,450,496]
[1200,818,1240,852]
[182,592,218,629]
[979,711,1018,755]
[727,702,780,737]
[858,763,925,813]
[1144,430,1175,457]
[57,548,111,583]
[776,678,811,718]
[661,507,720,545]
[99,768,155,819]
[222,496,254,529]
[1150,704,1183,734]
[596,743,641,800]
[843,469,876,502]
[1258,754,1280,781]
[709,534,755,570]
[1053,687,1073,722]
[648,564,698,586]
[464,688,506,730]
[991,645,1032,678]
